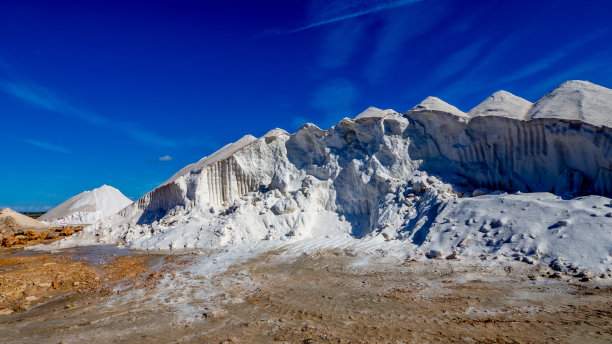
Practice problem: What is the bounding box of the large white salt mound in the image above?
[39,185,132,225]
[527,80,612,127]
[37,81,612,276]
[354,107,399,120]
[409,96,467,117]
[467,90,532,119]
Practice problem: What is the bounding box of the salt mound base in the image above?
[43,81,612,277]
[0,208,44,233]
[39,185,132,225]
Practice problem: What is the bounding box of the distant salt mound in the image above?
[354,107,399,120]
[39,185,132,225]
[409,96,467,117]
[0,208,43,233]
[527,80,612,127]
[468,90,532,119]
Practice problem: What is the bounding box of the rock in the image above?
[25,230,40,240]
[0,308,14,315]
[2,236,18,247]
[471,188,489,197]
[271,199,298,215]
[550,258,567,272]
[522,256,535,265]
[60,228,75,236]
[490,218,507,228]
[426,250,444,259]
[37,282,52,288]
[52,280,60,289]
[548,219,571,229]
[576,269,593,280]
[202,308,225,319]
[412,180,430,193]
[605,212,612,218]
[457,238,470,247]
[446,253,459,260]
[14,235,28,244]
[25,296,38,302]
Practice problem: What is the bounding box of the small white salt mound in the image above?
[527,80,612,128]
[354,107,399,120]
[409,96,467,117]
[468,90,532,119]
[0,208,44,231]
[38,185,132,225]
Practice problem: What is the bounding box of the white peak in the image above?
[0,208,43,229]
[38,185,132,225]
[527,80,612,127]
[409,96,466,117]
[557,80,600,90]
[468,90,532,120]
[354,107,398,120]
[162,134,258,186]
[262,128,290,138]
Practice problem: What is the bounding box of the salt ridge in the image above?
[37,81,612,277]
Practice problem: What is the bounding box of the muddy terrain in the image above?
[0,247,611,343]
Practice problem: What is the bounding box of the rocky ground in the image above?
[0,246,610,343]
[0,224,86,248]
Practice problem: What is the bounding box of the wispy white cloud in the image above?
[521,52,612,97]
[0,60,177,148]
[21,138,70,153]
[364,1,448,84]
[499,29,610,84]
[265,0,424,35]
[432,38,490,81]
[157,155,173,162]
[318,21,366,69]
[433,28,611,103]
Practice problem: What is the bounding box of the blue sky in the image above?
[1,0,611,211]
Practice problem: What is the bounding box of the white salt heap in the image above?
[0,208,44,232]
[467,90,532,119]
[39,185,132,225]
[39,80,612,277]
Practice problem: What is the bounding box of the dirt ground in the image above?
[0,246,154,315]
[0,247,610,343]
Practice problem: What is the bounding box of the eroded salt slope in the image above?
[43,81,612,275]
[39,185,133,225]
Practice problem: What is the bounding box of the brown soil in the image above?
[0,248,610,343]
[191,250,612,344]
[0,248,154,315]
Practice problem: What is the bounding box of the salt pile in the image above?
[41,81,612,276]
[39,185,132,225]
[0,208,44,233]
